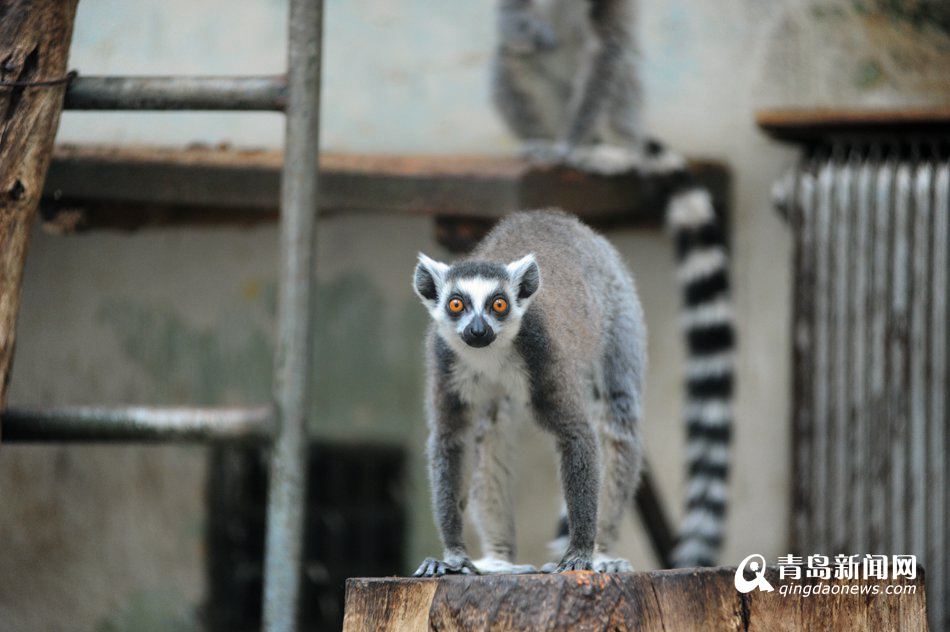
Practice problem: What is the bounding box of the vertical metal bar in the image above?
[263,0,323,630]
[889,162,912,557]
[791,160,816,554]
[831,153,851,553]
[852,155,874,555]
[930,160,949,632]
[813,159,834,550]
[909,159,932,563]
[869,157,893,553]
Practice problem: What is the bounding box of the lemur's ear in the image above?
[413,253,450,307]
[507,254,541,302]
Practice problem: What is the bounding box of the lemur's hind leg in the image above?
[593,305,646,573]
[566,70,647,176]
[470,401,536,574]
[492,55,568,163]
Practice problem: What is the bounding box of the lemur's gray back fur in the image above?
[493,0,735,567]
[474,211,645,379]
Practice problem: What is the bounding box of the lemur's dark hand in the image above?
[413,554,479,577]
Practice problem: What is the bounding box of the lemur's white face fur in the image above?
[413,253,541,355]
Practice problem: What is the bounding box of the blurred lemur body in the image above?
[413,211,646,575]
[491,0,736,568]
[493,0,652,173]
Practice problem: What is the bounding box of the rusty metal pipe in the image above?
[64,75,287,111]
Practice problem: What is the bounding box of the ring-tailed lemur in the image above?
[492,0,735,568]
[413,211,646,575]
[493,0,647,174]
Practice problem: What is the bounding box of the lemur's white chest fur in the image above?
[446,336,531,414]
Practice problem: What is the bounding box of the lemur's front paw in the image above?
[593,555,633,573]
[541,553,594,573]
[413,555,479,577]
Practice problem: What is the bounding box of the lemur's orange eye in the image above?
[448,298,464,313]
[492,298,508,313]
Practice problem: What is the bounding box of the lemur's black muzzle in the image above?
[462,316,495,348]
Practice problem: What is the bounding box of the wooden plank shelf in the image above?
[756,107,950,144]
[40,145,729,249]
[343,568,928,631]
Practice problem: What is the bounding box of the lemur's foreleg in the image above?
[414,345,478,577]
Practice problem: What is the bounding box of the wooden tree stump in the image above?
[343,568,928,631]
[0,0,78,423]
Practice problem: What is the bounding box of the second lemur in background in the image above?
[494,0,735,567]
[493,0,646,173]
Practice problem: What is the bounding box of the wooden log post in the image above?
[343,568,929,631]
[0,0,78,423]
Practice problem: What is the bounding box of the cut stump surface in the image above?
[344,567,928,631]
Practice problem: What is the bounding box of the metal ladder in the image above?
[4,1,324,630]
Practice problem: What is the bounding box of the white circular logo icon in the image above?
[735,554,775,593]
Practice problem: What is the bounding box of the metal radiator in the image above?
[781,139,949,631]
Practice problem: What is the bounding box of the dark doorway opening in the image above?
[206,442,407,631]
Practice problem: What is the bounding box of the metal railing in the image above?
[2,1,323,630]
[780,138,950,632]
[64,75,287,111]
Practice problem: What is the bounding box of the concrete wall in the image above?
[2,1,947,629]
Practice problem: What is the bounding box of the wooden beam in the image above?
[39,145,730,242]
[343,568,928,631]
[756,107,950,144]
[0,1,79,420]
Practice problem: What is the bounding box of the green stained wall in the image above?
[1,218,442,631]
[96,269,434,566]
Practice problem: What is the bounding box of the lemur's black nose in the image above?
[462,316,494,347]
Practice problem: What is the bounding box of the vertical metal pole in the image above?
[263,0,322,630]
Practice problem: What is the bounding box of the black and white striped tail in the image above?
[665,163,735,568]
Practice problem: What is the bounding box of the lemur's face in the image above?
[498,2,557,56]
[413,254,541,350]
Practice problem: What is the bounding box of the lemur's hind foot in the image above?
[566,144,646,175]
[593,554,633,573]
[520,139,569,165]
[472,556,537,574]
[413,555,479,577]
